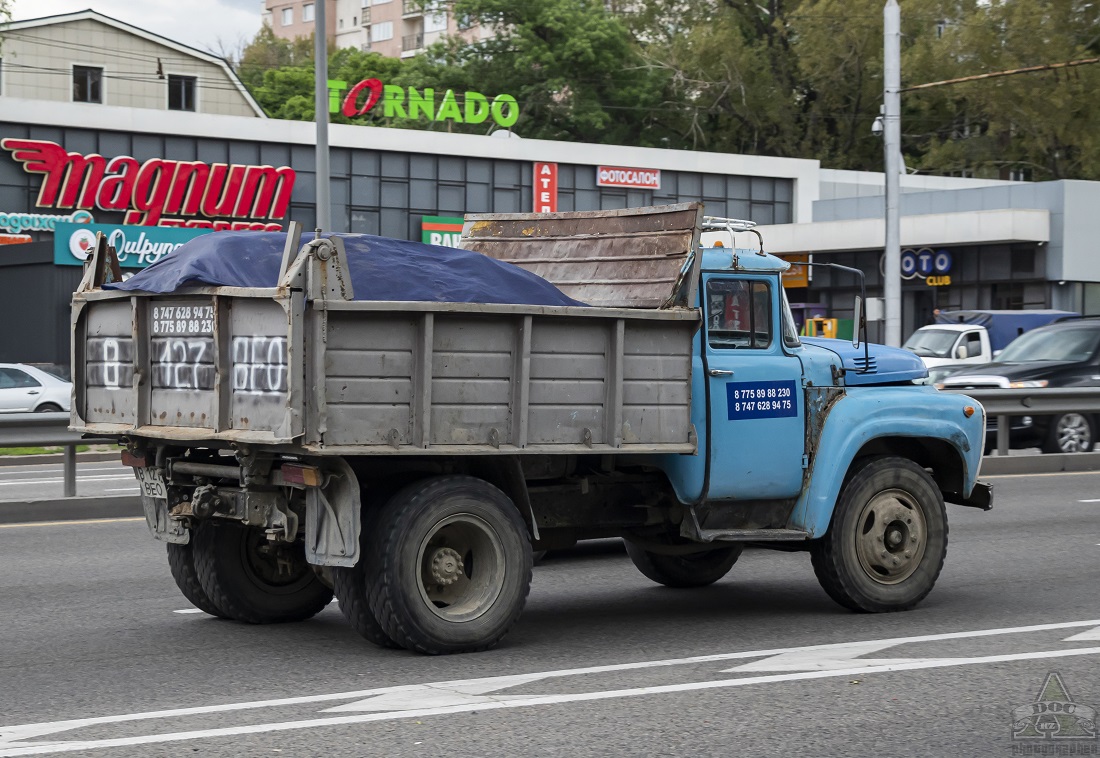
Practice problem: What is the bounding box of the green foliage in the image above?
[234,0,1100,179]
[905,0,1100,180]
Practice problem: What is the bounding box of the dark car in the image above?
[938,318,1100,453]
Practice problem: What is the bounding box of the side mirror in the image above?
[852,296,862,348]
[955,345,969,359]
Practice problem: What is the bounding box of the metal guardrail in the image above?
[0,413,118,497]
[1,389,1098,499]
[940,387,1100,456]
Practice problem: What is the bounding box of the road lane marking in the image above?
[985,470,1100,478]
[1079,499,1100,503]
[1,618,1100,756]
[173,609,204,614]
[1,646,1099,756]
[1064,626,1100,642]
[0,476,134,487]
[0,468,127,477]
[0,518,144,529]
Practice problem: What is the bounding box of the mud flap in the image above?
[304,458,361,567]
[141,495,188,544]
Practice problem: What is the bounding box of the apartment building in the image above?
[262,0,486,58]
[0,10,263,117]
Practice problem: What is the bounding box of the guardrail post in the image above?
[996,414,1010,456]
[63,445,77,497]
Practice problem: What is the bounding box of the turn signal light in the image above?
[963,406,976,418]
[281,463,322,487]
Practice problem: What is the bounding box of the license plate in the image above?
[134,466,168,499]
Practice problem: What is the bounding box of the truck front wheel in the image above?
[625,541,742,588]
[192,521,334,624]
[365,475,532,655]
[811,456,947,612]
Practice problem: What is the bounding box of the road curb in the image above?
[980,451,1100,475]
[0,496,143,524]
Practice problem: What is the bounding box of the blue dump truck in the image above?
[70,203,990,655]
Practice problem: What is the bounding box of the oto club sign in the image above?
[1,139,296,231]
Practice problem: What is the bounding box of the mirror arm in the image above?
[798,261,871,372]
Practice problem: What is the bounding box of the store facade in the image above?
[0,97,817,364]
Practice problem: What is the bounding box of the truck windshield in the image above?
[902,328,957,358]
[997,328,1100,363]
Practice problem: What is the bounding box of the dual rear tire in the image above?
[334,475,532,655]
[168,520,333,624]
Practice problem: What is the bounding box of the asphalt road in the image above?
[0,471,1098,757]
[0,460,136,501]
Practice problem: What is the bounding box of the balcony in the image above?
[402,0,423,17]
[402,32,423,52]
[361,8,370,25]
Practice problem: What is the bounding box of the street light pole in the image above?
[883,0,902,346]
[314,0,331,231]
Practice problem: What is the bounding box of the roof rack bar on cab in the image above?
[701,216,766,256]
[700,216,757,233]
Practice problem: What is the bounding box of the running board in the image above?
[695,528,810,543]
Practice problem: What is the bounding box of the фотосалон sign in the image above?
[1,139,296,230]
[333,79,519,128]
[596,166,661,190]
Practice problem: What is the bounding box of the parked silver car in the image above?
[0,363,72,413]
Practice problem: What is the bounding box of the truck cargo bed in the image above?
[73,261,700,455]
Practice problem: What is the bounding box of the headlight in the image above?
[1008,380,1049,388]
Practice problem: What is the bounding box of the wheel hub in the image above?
[854,490,928,585]
[1057,414,1092,453]
[416,513,505,623]
[430,546,465,586]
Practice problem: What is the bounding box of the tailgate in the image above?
[74,292,302,442]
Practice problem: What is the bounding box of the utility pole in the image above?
[314,0,331,231]
[883,0,901,347]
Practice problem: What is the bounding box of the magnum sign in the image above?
[1,139,296,230]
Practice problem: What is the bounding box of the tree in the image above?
[904,0,1100,180]
[238,25,317,92]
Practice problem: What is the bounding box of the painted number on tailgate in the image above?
[726,380,798,420]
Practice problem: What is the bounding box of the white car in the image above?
[0,363,72,413]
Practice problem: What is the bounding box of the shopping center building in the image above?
[2,9,1096,364]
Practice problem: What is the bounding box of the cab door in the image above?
[703,275,806,500]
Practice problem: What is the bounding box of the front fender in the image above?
[790,385,984,538]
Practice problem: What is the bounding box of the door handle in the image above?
[27,390,40,395]
[708,369,734,377]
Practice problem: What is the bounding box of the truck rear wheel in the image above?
[365,476,532,655]
[811,456,947,612]
[166,541,228,618]
[192,521,333,624]
[625,541,742,588]
[332,505,401,649]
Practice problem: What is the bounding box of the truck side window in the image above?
[963,332,982,358]
[706,280,772,349]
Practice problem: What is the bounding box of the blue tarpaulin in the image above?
[104,231,587,307]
